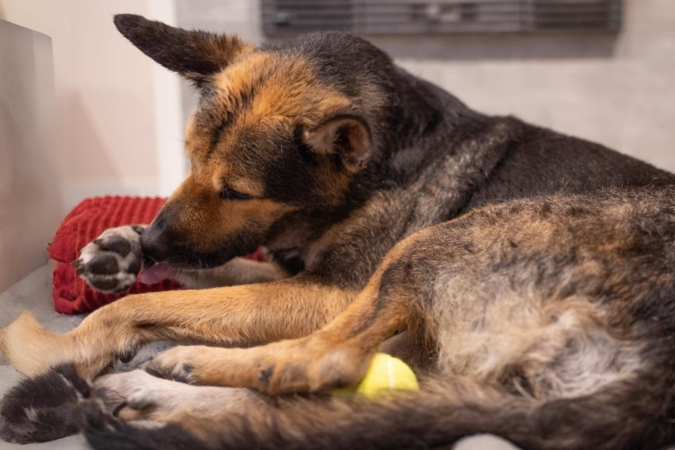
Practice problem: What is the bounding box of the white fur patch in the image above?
[94,370,264,422]
[23,407,38,423]
[433,273,643,399]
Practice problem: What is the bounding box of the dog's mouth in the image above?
[139,248,267,284]
[139,261,176,284]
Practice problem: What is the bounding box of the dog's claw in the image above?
[131,224,145,235]
[144,348,198,385]
[111,401,128,418]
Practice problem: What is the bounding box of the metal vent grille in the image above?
[262,0,622,35]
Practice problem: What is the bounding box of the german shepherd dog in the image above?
[2,14,675,450]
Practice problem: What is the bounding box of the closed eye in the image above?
[219,189,253,201]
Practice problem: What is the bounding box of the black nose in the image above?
[140,215,171,263]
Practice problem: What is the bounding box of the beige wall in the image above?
[1,0,161,210]
[0,1,185,290]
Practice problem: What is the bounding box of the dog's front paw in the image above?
[72,225,144,293]
[144,347,202,385]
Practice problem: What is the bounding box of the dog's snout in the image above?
[140,215,171,263]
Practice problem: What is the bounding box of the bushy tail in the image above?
[83,370,675,450]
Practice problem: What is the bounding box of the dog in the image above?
[2,13,675,450]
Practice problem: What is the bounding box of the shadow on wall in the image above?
[367,31,619,61]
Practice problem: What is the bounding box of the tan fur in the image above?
[160,174,296,254]
[0,312,75,377]
[134,243,427,394]
[305,117,372,171]
[0,281,356,379]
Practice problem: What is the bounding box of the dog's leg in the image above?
[173,258,289,289]
[93,370,266,425]
[144,235,429,394]
[0,279,355,379]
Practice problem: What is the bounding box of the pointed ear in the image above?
[113,14,252,85]
[305,115,373,171]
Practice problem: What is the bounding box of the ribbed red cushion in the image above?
[49,196,181,314]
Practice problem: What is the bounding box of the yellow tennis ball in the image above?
[336,353,419,399]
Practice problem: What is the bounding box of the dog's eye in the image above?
[219,189,253,201]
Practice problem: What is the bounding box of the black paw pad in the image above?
[91,278,125,293]
[87,254,120,275]
[0,363,89,444]
[98,236,132,257]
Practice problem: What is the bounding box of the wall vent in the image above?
[262,0,622,35]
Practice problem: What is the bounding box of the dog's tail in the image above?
[83,369,675,450]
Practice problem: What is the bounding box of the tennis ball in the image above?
[336,353,419,399]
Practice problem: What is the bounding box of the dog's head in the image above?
[113,15,396,268]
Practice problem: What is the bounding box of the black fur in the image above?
[0,364,88,444]
[84,404,207,450]
[113,15,247,86]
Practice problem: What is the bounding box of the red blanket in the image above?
[49,197,181,314]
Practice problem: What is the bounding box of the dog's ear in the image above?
[305,115,373,171]
[114,14,252,86]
